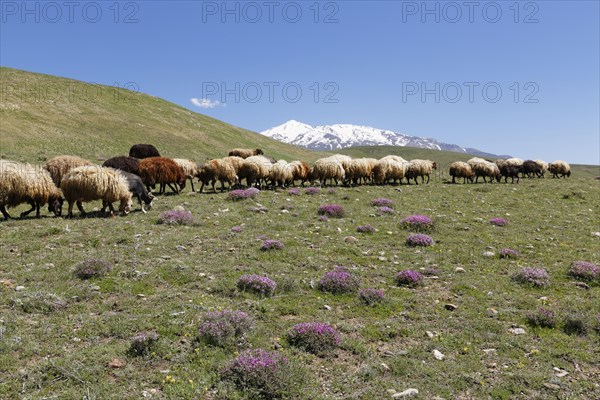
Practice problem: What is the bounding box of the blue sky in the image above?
[1,1,598,164]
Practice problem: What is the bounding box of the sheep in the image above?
[345,158,376,186]
[120,171,154,213]
[221,156,245,174]
[138,157,187,194]
[309,157,345,186]
[548,160,571,178]
[504,158,524,167]
[238,155,273,188]
[0,160,63,219]
[60,165,132,218]
[495,159,508,169]
[406,159,437,184]
[372,156,408,185]
[228,148,264,159]
[468,157,500,183]
[449,161,474,184]
[45,155,92,187]
[533,160,549,177]
[498,164,521,183]
[173,158,199,192]
[270,160,294,188]
[329,154,353,172]
[102,156,141,176]
[289,160,311,186]
[197,158,238,193]
[129,144,160,159]
[521,160,543,178]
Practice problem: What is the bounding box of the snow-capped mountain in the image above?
[261,120,505,158]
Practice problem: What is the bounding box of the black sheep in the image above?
[522,160,543,178]
[103,156,141,176]
[498,165,521,183]
[120,171,154,213]
[129,144,161,159]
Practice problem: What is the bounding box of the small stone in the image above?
[378,256,387,261]
[323,305,332,311]
[445,303,458,311]
[344,236,358,243]
[109,358,126,368]
[455,267,466,273]
[483,348,497,355]
[392,388,419,398]
[486,308,498,317]
[336,227,342,233]
[426,331,435,338]
[483,251,495,258]
[397,350,409,356]
[508,327,526,335]
[173,206,185,212]
[175,245,186,251]
[553,367,568,377]
[159,255,172,260]
[433,349,445,360]
[387,389,397,395]
[543,383,561,390]
[137,294,146,298]
[89,285,101,291]
[15,285,25,291]
[380,363,390,371]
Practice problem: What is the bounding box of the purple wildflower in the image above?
[317,204,345,218]
[288,188,301,196]
[490,217,509,227]
[400,215,433,231]
[356,225,376,234]
[157,210,194,225]
[513,267,550,287]
[287,322,341,354]
[305,187,321,195]
[499,248,519,259]
[318,215,329,222]
[568,261,599,281]
[327,188,337,194]
[378,206,394,215]
[406,233,434,247]
[371,198,393,207]
[395,269,423,287]
[231,226,242,233]
[526,308,556,328]
[318,266,360,294]
[261,239,284,251]
[358,288,385,305]
[73,258,113,279]
[228,187,260,201]
[129,331,158,356]
[237,274,277,297]
[198,310,253,346]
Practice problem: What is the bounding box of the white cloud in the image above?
[190,98,224,109]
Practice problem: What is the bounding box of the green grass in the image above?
[1,177,599,399]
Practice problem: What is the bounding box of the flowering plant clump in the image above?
[237,274,277,297]
[358,288,385,306]
[327,188,337,194]
[406,233,434,247]
[158,210,194,225]
[499,248,519,259]
[568,261,599,281]
[287,322,341,354]
[231,226,242,233]
[526,308,556,328]
[228,187,260,201]
[395,269,423,287]
[318,215,329,222]
[400,215,434,231]
[260,239,284,251]
[288,188,301,196]
[317,266,360,294]
[490,217,509,227]
[356,225,376,234]
[378,206,394,215]
[317,204,345,218]
[221,349,292,398]
[305,187,321,195]
[198,310,253,346]
[73,258,113,279]
[129,331,159,356]
[371,198,393,207]
[513,267,550,287]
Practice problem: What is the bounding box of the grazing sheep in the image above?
[372,156,409,185]
[238,155,273,188]
[498,164,521,183]
[129,144,160,159]
[495,159,508,169]
[310,157,345,186]
[345,158,375,186]
[289,160,311,186]
[120,171,154,213]
[548,160,571,178]
[270,160,294,188]
[221,156,245,174]
[468,157,500,183]
[173,158,199,192]
[103,156,141,176]
[329,154,353,172]
[197,158,238,193]
[228,148,264,159]
[138,157,187,194]
[521,160,543,178]
[0,160,63,219]
[45,155,92,187]
[60,166,132,218]
[504,158,524,168]
[406,159,437,184]
[533,160,549,177]
[449,161,474,184]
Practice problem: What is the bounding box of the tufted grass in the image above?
[1,172,599,399]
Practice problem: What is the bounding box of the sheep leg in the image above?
[166,183,179,194]
[20,201,37,218]
[189,178,195,192]
[1,205,11,219]
[76,201,86,216]
[198,181,205,193]
[426,174,430,184]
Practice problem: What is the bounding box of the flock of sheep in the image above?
[0,143,572,220]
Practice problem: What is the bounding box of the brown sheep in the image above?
[228,148,264,159]
[449,161,474,184]
[103,156,141,176]
[138,157,187,194]
[197,158,238,193]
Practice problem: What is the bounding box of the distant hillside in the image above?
[0,67,319,163]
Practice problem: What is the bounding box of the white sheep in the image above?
[372,156,409,185]
[406,159,437,184]
[533,160,549,176]
[173,158,199,192]
[289,160,311,186]
[45,155,92,187]
[468,157,500,183]
[270,160,294,188]
[310,157,345,186]
[449,161,474,184]
[60,165,132,218]
[0,160,63,219]
[197,158,238,193]
[238,155,273,188]
[548,160,571,178]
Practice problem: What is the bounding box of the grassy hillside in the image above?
[0,67,319,163]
